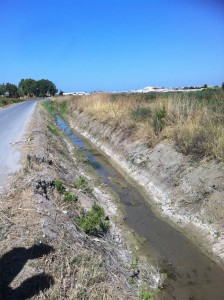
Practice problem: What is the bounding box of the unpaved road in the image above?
[0,100,37,193]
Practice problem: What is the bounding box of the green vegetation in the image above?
[76,202,109,236]
[73,176,92,194]
[63,190,78,202]
[131,107,151,121]
[47,123,58,135]
[0,78,58,98]
[153,107,166,134]
[42,101,55,115]
[55,179,78,202]
[55,179,65,194]
[139,288,153,300]
[18,78,58,97]
[0,97,24,107]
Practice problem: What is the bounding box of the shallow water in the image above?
[56,114,224,300]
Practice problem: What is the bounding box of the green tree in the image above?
[36,79,58,97]
[5,83,18,97]
[0,84,6,96]
[222,82,224,90]
[18,78,37,96]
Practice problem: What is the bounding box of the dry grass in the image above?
[0,103,139,300]
[56,90,224,160]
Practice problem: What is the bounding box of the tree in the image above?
[222,82,224,90]
[18,78,37,97]
[59,90,64,96]
[203,84,208,88]
[36,79,58,97]
[5,83,18,97]
[0,84,6,96]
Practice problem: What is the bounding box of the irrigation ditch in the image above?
[50,94,223,299]
[49,97,224,300]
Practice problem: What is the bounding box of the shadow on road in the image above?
[0,243,54,299]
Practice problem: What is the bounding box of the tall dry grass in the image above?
[56,90,224,161]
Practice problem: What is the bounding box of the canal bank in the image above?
[55,112,224,300]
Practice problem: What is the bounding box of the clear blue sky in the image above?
[0,0,223,92]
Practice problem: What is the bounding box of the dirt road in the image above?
[0,100,37,193]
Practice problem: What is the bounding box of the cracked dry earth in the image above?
[0,103,142,300]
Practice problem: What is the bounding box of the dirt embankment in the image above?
[63,103,224,266]
[1,103,158,299]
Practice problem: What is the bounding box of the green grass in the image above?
[47,122,59,135]
[42,100,55,115]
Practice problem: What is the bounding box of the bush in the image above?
[76,202,109,236]
[131,107,151,121]
[63,191,78,202]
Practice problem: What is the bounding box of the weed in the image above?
[153,107,166,134]
[55,179,65,194]
[76,202,109,236]
[47,123,58,135]
[63,191,78,202]
[73,176,92,194]
[42,101,55,115]
[139,288,153,300]
[57,101,68,115]
[130,256,139,269]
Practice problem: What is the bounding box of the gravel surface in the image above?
[0,100,37,193]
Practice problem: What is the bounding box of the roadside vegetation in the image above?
[55,88,224,161]
[0,97,24,107]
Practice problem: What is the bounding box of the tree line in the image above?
[0,78,58,98]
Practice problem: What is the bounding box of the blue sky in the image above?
[0,0,223,92]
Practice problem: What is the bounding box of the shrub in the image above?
[63,191,78,202]
[55,179,65,194]
[131,107,151,121]
[76,202,109,236]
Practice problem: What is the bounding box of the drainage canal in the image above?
[56,114,224,300]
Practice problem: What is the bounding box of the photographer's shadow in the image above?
[0,243,54,300]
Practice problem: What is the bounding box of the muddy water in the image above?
[56,114,224,300]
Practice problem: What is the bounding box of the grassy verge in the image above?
[0,97,24,107]
[54,89,224,161]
